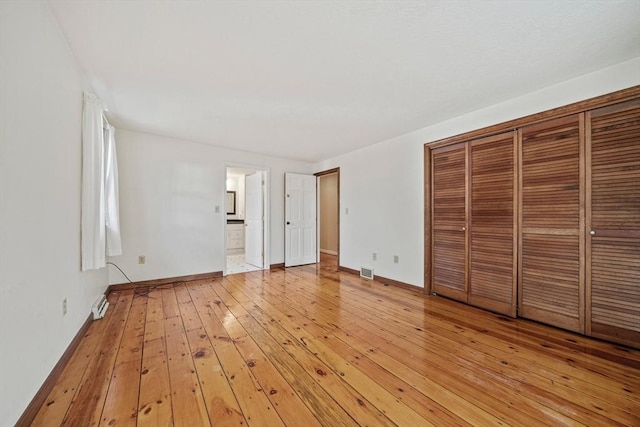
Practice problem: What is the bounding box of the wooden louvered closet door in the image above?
[519,115,585,333]
[468,132,517,317]
[431,143,468,302]
[586,99,640,348]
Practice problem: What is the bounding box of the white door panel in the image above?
[245,172,263,268]
[285,173,317,267]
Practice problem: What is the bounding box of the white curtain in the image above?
[81,92,106,271]
[81,93,122,269]
[105,124,122,256]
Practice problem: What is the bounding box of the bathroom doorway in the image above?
[225,166,269,275]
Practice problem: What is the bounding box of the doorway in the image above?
[225,166,269,275]
[316,168,340,270]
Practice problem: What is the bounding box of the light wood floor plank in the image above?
[226,272,508,426]
[30,255,640,426]
[331,269,640,416]
[62,291,134,426]
[240,265,637,426]
[184,327,247,427]
[163,287,211,426]
[233,270,527,426]
[282,267,635,426]
[188,285,286,427]
[322,267,640,379]
[137,290,173,427]
[137,340,172,427]
[220,276,442,427]
[176,284,248,426]
[99,295,147,426]
[190,281,323,427]
[31,293,116,426]
[210,281,395,426]
[219,277,426,426]
[191,282,359,427]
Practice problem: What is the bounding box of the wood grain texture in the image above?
[59,291,134,427]
[519,114,585,333]
[99,294,146,427]
[25,313,101,427]
[137,290,172,427]
[469,132,517,316]
[423,90,639,348]
[429,132,517,316]
[431,142,468,301]
[30,255,640,426]
[586,99,640,348]
[424,145,433,293]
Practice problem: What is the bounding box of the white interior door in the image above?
[285,173,317,267]
[245,172,264,268]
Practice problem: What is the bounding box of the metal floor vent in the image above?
[360,267,374,280]
[92,294,109,320]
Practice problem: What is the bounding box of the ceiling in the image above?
[48,0,640,163]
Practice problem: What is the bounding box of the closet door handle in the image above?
[590,230,596,236]
[461,227,466,231]
[286,221,291,225]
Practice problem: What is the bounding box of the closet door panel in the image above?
[520,115,584,333]
[431,143,468,302]
[469,232,515,307]
[587,99,640,348]
[590,238,639,345]
[468,133,517,316]
[521,234,581,330]
[433,229,466,295]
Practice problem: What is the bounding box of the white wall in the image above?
[0,2,108,425]
[108,129,312,284]
[314,58,640,288]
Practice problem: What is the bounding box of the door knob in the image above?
[286,221,290,225]
[590,230,596,236]
[461,227,466,231]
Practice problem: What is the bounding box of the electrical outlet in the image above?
[345,207,349,215]
[393,255,399,264]
[62,298,67,316]
[215,205,220,213]
[138,255,146,264]
[372,252,377,261]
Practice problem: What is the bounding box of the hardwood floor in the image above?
[31,254,640,426]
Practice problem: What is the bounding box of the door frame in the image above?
[315,168,340,267]
[224,163,270,275]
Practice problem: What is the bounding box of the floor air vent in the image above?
[92,294,109,320]
[360,267,374,280]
